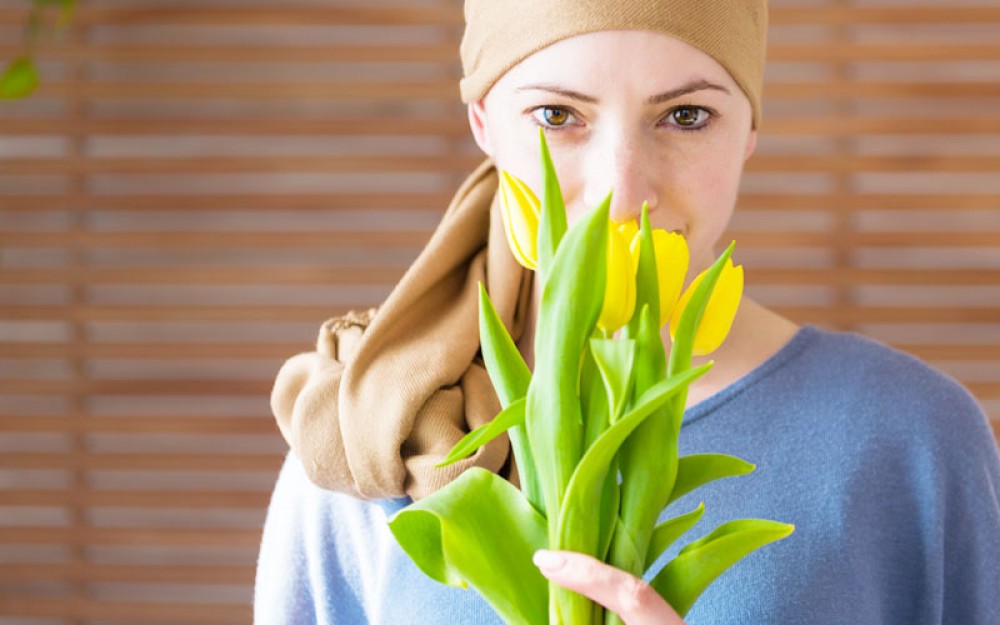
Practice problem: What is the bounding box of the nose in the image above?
[581,130,659,223]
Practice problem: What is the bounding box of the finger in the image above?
[533,550,686,625]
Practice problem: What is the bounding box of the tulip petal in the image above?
[669,252,744,357]
[597,225,636,334]
[498,170,540,270]
[651,231,689,327]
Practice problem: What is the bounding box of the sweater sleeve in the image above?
[254,451,366,625]
[932,387,1000,624]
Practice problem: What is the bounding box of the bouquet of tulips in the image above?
[388,130,793,625]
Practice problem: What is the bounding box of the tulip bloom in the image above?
[629,230,690,327]
[498,170,540,270]
[597,223,637,334]
[669,257,744,356]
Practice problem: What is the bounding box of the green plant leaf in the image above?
[0,56,39,99]
[588,337,637,423]
[527,191,609,524]
[667,453,756,506]
[477,282,530,408]
[580,336,610,451]
[436,398,525,468]
[556,362,712,554]
[625,204,660,338]
[651,519,796,617]
[477,282,541,512]
[536,128,568,282]
[388,467,549,625]
[644,502,705,571]
[668,242,735,379]
[612,305,676,577]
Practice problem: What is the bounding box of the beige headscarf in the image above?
[271,0,769,501]
[460,0,768,129]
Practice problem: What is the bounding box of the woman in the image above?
[255,2,1000,624]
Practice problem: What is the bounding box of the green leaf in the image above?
[536,128,568,282]
[668,242,735,379]
[651,519,796,617]
[612,305,676,576]
[580,337,610,451]
[667,453,756,506]
[0,56,40,100]
[477,283,541,512]
[388,467,549,625]
[556,363,712,554]
[644,502,705,571]
[588,337,637,423]
[527,192,609,524]
[609,518,644,583]
[477,282,530,408]
[626,204,660,338]
[435,398,525,468]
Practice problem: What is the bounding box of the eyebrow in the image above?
[515,79,731,105]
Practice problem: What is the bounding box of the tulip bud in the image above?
[669,257,744,356]
[629,230,690,327]
[597,223,637,334]
[498,170,540,270]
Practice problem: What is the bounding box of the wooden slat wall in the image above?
[1,0,998,623]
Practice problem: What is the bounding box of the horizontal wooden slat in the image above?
[3,230,995,249]
[4,342,1000,363]
[8,41,1000,65]
[3,154,480,175]
[0,231,432,248]
[7,154,1000,175]
[0,116,470,136]
[1,304,998,326]
[0,192,455,211]
[0,304,345,321]
[3,193,998,212]
[0,266,406,285]
[1,267,998,287]
[0,343,303,360]
[0,597,247,625]
[3,6,1000,27]
[0,415,278,434]
[0,5,463,26]
[0,379,272,395]
[0,452,282,472]
[2,562,250,584]
[775,306,1000,326]
[0,526,262,547]
[0,489,268,508]
[10,79,1000,102]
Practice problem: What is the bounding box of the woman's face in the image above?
[468,30,758,274]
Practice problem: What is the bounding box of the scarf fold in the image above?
[270,159,533,501]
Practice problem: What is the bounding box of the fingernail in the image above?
[533,549,565,570]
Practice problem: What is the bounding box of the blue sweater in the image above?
[254,325,1000,624]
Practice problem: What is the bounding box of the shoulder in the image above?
[791,326,994,459]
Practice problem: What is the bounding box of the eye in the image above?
[665,106,713,131]
[531,106,577,129]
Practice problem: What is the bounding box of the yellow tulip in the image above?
[669,257,744,356]
[617,219,639,247]
[597,223,637,334]
[498,170,540,270]
[629,229,690,327]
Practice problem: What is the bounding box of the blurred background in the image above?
[0,0,998,623]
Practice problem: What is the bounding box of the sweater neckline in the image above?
[680,324,821,427]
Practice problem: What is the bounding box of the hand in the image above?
[533,550,687,625]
